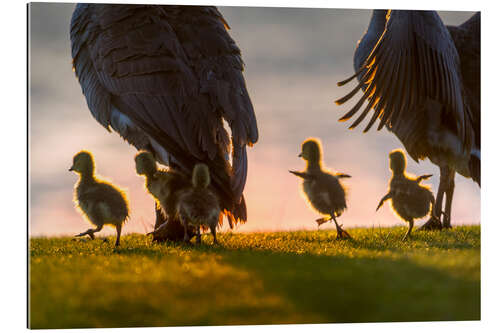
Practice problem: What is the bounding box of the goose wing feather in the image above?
[71,4,258,223]
[336,10,472,152]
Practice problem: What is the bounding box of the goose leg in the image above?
[332,215,351,239]
[148,221,168,236]
[152,203,169,243]
[403,219,414,241]
[154,202,166,230]
[443,169,455,229]
[153,203,195,242]
[210,224,218,245]
[420,166,446,230]
[436,166,448,223]
[181,216,190,243]
[196,226,201,244]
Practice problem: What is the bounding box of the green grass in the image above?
[29,225,480,328]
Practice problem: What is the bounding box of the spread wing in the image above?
[448,12,480,184]
[448,12,480,146]
[336,10,472,151]
[71,4,258,223]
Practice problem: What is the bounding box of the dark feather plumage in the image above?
[447,12,481,185]
[336,10,479,174]
[336,10,480,228]
[70,4,258,234]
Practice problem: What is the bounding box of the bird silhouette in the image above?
[70,151,129,247]
[290,138,352,239]
[335,10,480,229]
[70,4,258,241]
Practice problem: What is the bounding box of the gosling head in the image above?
[69,150,94,175]
[389,149,406,175]
[299,138,322,165]
[192,163,211,189]
[135,151,158,177]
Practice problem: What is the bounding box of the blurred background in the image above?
[29,3,479,236]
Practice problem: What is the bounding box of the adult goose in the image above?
[335,10,480,228]
[70,4,258,240]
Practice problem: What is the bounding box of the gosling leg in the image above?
[332,215,351,239]
[75,229,94,239]
[115,224,122,247]
[75,225,103,240]
[403,219,414,241]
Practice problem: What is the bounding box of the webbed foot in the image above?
[335,224,352,240]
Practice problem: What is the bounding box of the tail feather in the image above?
[234,195,247,223]
[469,154,480,186]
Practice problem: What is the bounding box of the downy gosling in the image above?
[70,151,129,247]
[176,163,221,244]
[290,138,352,239]
[134,151,193,240]
[376,149,436,240]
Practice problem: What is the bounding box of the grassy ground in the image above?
[29,225,480,328]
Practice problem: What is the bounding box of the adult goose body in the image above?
[335,10,480,228]
[70,4,258,240]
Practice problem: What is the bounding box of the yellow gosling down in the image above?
[289,138,352,239]
[134,151,194,240]
[176,164,221,245]
[376,149,438,240]
[69,151,129,247]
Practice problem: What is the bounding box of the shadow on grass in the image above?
[145,239,480,324]
[214,249,480,324]
[29,233,480,328]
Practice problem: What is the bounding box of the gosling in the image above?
[134,151,193,239]
[69,151,129,247]
[290,138,352,239]
[176,164,221,244]
[376,149,436,240]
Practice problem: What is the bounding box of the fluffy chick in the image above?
[176,163,221,244]
[376,149,436,240]
[70,151,129,247]
[135,151,193,240]
[290,138,352,239]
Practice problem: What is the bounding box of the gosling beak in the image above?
[298,153,303,158]
[69,166,74,172]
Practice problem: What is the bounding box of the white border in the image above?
[3,0,498,332]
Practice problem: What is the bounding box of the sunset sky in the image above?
[28,3,479,237]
